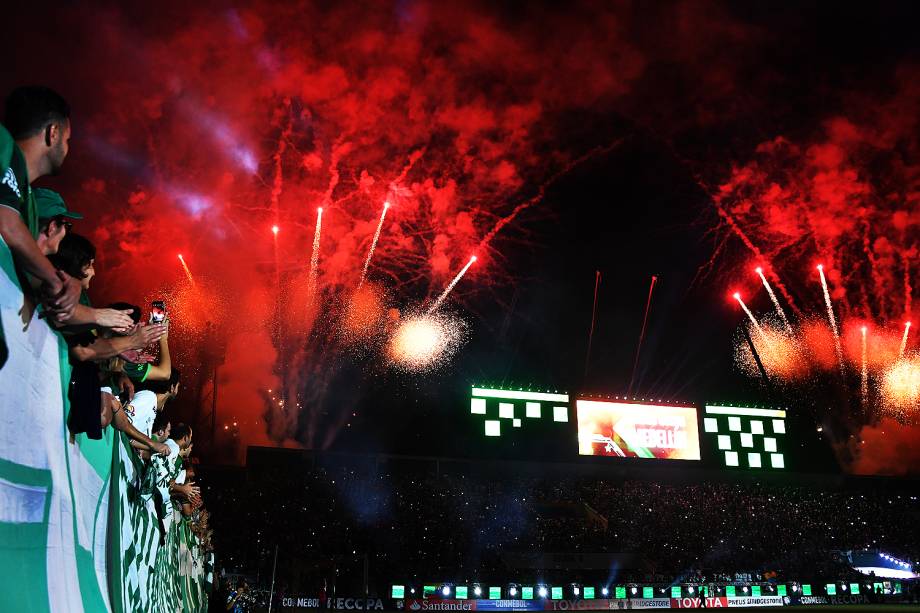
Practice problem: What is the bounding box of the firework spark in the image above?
[817,264,844,373]
[733,292,768,342]
[900,321,912,359]
[177,254,196,287]
[358,201,390,289]
[428,256,477,314]
[880,356,920,419]
[387,312,467,373]
[861,326,869,408]
[309,207,323,292]
[756,267,791,331]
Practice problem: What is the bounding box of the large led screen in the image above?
[576,400,701,460]
[702,405,787,469]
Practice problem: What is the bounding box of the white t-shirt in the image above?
[164,438,180,462]
[124,390,158,437]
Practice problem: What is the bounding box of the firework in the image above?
[817,264,844,373]
[309,207,323,291]
[755,267,791,331]
[428,256,477,314]
[271,225,281,288]
[387,312,467,372]
[177,253,196,287]
[358,201,390,289]
[734,266,920,433]
[899,321,912,359]
[733,292,768,342]
[861,326,868,408]
[880,356,920,418]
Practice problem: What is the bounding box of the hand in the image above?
[94,307,135,330]
[41,271,81,322]
[126,323,166,350]
[151,441,169,456]
[180,481,202,503]
[117,373,135,401]
[118,349,156,364]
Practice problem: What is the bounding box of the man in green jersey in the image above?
[0,87,81,324]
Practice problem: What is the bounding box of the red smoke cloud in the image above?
[714,79,920,322]
[850,418,920,476]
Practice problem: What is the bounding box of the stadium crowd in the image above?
[210,459,920,597]
[0,86,213,609]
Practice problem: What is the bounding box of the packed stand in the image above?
[0,86,213,611]
[208,459,920,597]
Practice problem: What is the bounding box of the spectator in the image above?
[0,86,80,326]
[109,367,181,458]
[48,230,164,438]
[165,424,200,509]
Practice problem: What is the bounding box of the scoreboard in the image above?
[468,386,788,470]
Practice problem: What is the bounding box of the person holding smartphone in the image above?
[121,300,172,383]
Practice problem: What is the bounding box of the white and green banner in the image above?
[0,238,210,612]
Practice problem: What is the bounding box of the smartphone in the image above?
[150,300,166,324]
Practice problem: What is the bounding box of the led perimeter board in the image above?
[702,405,787,469]
[470,387,570,438]
[576,400,701,460]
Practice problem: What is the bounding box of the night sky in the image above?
[3,1,919,473]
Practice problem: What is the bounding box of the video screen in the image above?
[576,400,701,460]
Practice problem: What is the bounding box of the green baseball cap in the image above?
[34,188,83,220]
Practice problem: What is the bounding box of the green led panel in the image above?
[522,587,534,600]
[642,587,653,599]
[615,587,626,599]
[456,587,468,599]
[489,587,501,599]
[704,405,787,469]
[391,586,405,598]
[551,587,563,600]
[584,587,595,600]
[471,386,570,437]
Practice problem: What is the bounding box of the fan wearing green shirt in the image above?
[33,189,136,330]
[0,86,81,324]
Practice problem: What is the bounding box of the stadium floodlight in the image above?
[473,585,482,597]
[742,586,748,593]
[410,588,416,595]
[538,586,548,598]
[573,586,580,596]
[509,586,518,597]
[688,586,695,594]
[442,586,451,597]
[630,587,637,595]
[602,587,609,596]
